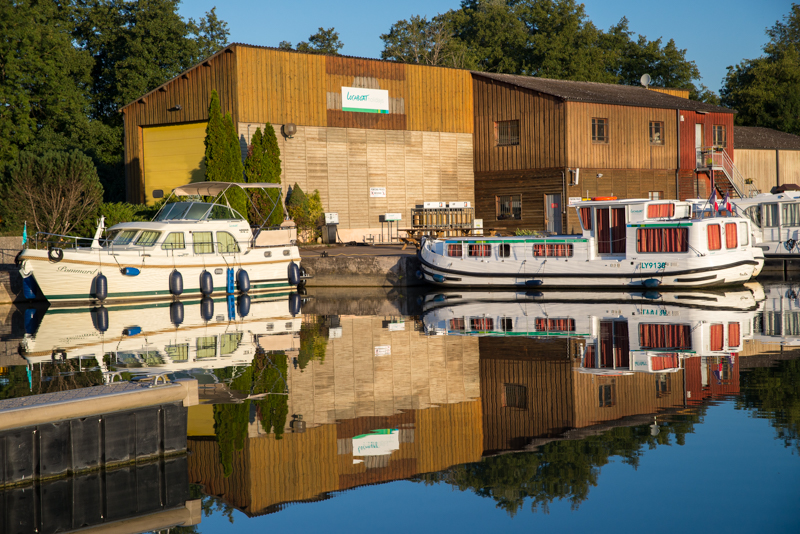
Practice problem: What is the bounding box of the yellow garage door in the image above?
[142,122,207,205]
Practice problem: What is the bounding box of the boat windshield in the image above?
[153,201,244,221]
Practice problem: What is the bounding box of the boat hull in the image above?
[19,246,301,306]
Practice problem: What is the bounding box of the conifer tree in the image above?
[222,112,247,219]
[244,124,284,226]
[203,89,226,182]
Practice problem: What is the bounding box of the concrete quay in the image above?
[299,244,423,288]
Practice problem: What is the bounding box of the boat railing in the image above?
[30,232,94,250]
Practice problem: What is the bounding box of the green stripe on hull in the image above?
[46,291,294,314]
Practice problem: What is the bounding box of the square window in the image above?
[496,195,521,220]
[713,125,727,148]
[649,121,664,145]
[495,120,520,146]
[502,383,527,409]
[648,191,663,200]
[592,118,608,143]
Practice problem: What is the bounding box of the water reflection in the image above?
[0,283,799,528]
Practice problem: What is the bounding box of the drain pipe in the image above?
[676,109,681,199]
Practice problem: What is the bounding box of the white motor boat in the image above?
[418,198,764,289]
[731,192,800,263]
[18,182,303,306]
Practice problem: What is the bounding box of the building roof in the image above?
[471,72,735,114]
[734,126,800,150]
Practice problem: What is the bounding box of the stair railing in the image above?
[699,147,759,198]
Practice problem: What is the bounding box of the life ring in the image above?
[591,196,617,201]
[48,247,63,262]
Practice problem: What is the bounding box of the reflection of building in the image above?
[478,337,740,454]
[188,315,483,516]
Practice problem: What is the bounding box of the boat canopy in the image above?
[152,201,244,222]
[173,181,281,196]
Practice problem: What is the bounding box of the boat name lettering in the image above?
[57,266,98,275]
[640,262,666,269]
[641,308,668,316]
[631,209,643,213]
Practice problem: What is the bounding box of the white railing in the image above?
[698,147,759,198]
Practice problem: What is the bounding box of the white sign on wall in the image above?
[352,430,400,456]
[568,197,583,206]
[374,345,391,357]
[370,187,387,198]
[342,87,390,114]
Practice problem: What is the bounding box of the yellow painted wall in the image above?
[142,122,208,204]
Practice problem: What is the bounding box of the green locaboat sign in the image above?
[342,87,389,114]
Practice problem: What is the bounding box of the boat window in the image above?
[468,244,491,257]
[220,333,243,356]
[739,222,749,245]
[647,204,675,218]
[134,231,161,247]
[193,231,214,254]
[729,322,740,347]
[764,203,779,227]
[113,229,139,245]
[217,231,240,253]
[470,317,493,331]
[449,318,465,331]
[161,232,185,250]
[533,243,573,257]
[636,228,689,253]
[208,204,244,220]
[597,207,626,254]
[165,344,189,362]
[185,203,212,220]
[447,243,462,257]
[707,224,722,250]
[725,222,738,249]
[639,324,691,349]
[535,318,575,332]
[710,324,724,351]
[498,243,511,258]
[579,207,592,230]
[158,202,192,221]
[743,205,761,228]
[501,317,513,331]
[196,336,217,359]
[782,203,800,226]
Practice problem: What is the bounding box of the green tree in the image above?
[4,150,103,236]
[244,125,284,226]
[380,13,474,68]
[296,27,344,55]
[203,90,247,219]
[286,183,323,240]
[721,5,800,134]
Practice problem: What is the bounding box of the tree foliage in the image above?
[204,89,247,219]
[244,125,284,226]
[4,150,103,236]
[721,5,800,134]
[382,0,704,97]
[295,27,344,55]
[286,184,323,239]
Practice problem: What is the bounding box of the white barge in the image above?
[419,198,764,289]
[18,182,303,306]
[731,191,800,263]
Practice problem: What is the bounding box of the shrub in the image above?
[287,183,323,240]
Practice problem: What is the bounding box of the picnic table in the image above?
[398,227,507,250]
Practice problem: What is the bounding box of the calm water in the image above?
[2,283,799,533]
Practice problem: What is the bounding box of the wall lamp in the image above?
[168,104,182,111]
[283,123,297,139]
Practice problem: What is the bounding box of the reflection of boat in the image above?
[420,287,761,375]
[18,182,302,306]
[419,198,764,289]
[752,283,800,346]
[20,293,301,377]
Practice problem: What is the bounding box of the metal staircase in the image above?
[698,147,759,198]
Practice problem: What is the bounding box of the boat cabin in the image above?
[731,192,800,246]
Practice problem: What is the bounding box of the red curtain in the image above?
[647,204,675,218]
[708,225,722,250]
[710,324,724,351]
[584,345,596,368]
[651,354,680,371]
[449,318,465,330]
[447,244,462,257]
[597,208,610,253]
[469,244,491,257]
[614,321,630,367]
[637,228,688,253]
[580,207,592,230]
[639,324,691,349]
[534,244,574,257]
[600,321,614,367]
[725,222,738,249]
[728,322,740,347]
[611,208,626,253]
[535,318,575,331]
[471,318,494,330]
[637,228,660,253]
[665,228,689,252]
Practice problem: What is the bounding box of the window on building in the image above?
[649,121,664,145]
[495,120,520,146]
[161,232,185,250]
[713,125,727,147]
[648,191,663,200]
[592,118,609,143]
[499,243,511,258]
[502,383,527,409]
[496,195,521,220]
[725,222,738,249]
[599,382,616,407]
[707,224,722,250]
[468,243,491,257]
[655,374,671,398]
[637,227,689,253]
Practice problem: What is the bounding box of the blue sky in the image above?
[179,0,794,94]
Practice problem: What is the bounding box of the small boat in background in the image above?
[730,191,800,265]
[18,182,304,306]
[418,197,764,289]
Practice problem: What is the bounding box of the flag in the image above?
[22,222,27,247]
[722,191,732,213]
[708,190,718,212]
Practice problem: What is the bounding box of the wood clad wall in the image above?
[737,149,777,193]
[479,345,574,454]
[472,77,565,173]
[239,124,474,232]
[286,315,480,428]
[678,110,735,170]
[571,366,685,429]
[648,88,690,99]
[779,150,800,184]
[474,171,563,233]
[565,102,678,169]
[122,50,238,202]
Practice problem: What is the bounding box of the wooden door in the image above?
[545,194,562,234]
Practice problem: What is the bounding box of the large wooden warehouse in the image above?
[122,44,744,238]
[120,43,474,241]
